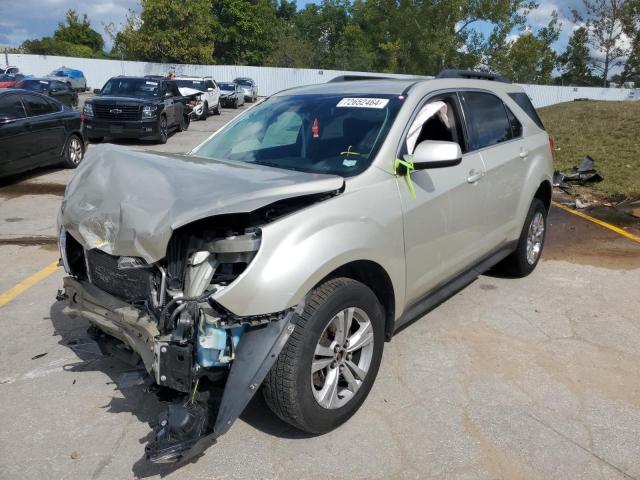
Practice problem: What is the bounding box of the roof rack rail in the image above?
[329,75,391,83]
[436,69,511,83]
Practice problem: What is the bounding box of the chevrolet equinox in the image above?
[57,71,553,463]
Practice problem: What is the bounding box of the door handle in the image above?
[467,170,483,184]
[519,149,529,159]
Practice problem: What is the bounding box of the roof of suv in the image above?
[273,77,525,97]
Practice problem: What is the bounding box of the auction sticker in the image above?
[337,98,389,109]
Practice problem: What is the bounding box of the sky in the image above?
[0,0,586,53]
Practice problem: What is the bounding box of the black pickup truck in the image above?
[83,76,188,144]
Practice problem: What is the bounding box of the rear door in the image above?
[21,93,66,165]
[459,91,525,244]
[0,93,32,176]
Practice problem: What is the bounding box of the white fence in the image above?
[6,53,639,107]
[516,83,637,108]
[5,53,422,97]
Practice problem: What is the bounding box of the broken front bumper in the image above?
[60,276,295,463]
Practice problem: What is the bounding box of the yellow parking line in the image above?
[552,201,640,244]
[0,261,59,307]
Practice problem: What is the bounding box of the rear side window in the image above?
[460,91,512,150]
[22,94,57,116]
[505,107,522,138]
[0,94,27,119]
[508,92,545,130]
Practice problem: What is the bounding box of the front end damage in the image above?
[58,220,297,463]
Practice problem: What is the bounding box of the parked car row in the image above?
[0,71,257,179]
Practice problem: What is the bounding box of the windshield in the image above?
[176,79,206,91]
[51,70,68,77]
[193,94,402,177]
[235,79,252,86]
[18,80,50,92]
[101,78,160,97]
[219,83,234,91]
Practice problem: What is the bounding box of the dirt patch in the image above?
[0,182,66,198]
[4,217,24,223]
[544,197,640,270]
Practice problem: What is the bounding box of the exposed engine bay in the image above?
[57,190,341,463]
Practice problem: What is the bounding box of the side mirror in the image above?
[0,114,16,125]
[409,140,462,170]
[164,91,173,98]
[93,88,101,94]
[207,87,214,92]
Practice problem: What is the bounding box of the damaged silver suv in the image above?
[57,71,553,463]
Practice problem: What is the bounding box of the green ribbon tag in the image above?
[393,156,416,198]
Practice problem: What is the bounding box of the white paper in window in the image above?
[406,101,450,154]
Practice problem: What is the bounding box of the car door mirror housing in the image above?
[93,88,101,94]
[409,141,463,170]
[207,87,214,92]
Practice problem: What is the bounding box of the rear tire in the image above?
[62,134,84,168]
[233,98,238,109]
[495,198,547,277]
[214,100,221,115]
[263,278,384,434]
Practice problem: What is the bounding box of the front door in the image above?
[21,93,66,165]
[400,92,489,304]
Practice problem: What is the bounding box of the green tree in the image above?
[572,0,634,86]
[212,0,281,65]
[558,27,596,85]
[113,0,216,64]
[22,8,105,58]
[54,9,104,53]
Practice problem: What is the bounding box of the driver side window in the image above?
[403,93,466,157]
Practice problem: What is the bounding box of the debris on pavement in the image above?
[31,353,48,360]
[553,155,604,189]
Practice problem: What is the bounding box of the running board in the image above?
[392,242,516,336]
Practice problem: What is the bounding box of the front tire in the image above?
[263,278,384,434]
[200,101,208,121]
[213,100,221,115]
[233,98,238,109]
[496,198,547,277]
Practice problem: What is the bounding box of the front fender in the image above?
[213,173,406,318]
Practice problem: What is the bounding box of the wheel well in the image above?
[534,180,552,211]
[323,260,396,342]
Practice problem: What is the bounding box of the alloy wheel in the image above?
[68,136,83,165]
[526,211,545,265]
[311,307,375,409]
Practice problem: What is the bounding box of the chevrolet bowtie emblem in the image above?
[109,108,122,114]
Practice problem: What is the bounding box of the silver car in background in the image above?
[233,77,258,102]
[57,72,553,464]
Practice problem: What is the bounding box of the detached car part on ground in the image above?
[57,74,554,464]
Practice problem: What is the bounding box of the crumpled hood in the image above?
[60,144,344,262]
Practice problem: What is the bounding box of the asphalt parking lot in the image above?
[1,104,639,480]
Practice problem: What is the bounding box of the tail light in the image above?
[548,135,555,160]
